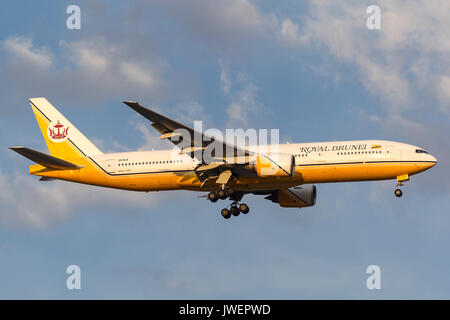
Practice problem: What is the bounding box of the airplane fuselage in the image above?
[31,139,437,192]
[14,98,438,216]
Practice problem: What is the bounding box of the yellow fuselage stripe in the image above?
[31,156,435,192]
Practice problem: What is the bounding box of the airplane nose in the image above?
[429,154,438,166]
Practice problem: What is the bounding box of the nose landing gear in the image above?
[394,174,409,198]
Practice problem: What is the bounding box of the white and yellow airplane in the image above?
[11,98,437,219]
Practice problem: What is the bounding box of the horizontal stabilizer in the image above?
[39,176,56,181]
[10,147,82,170]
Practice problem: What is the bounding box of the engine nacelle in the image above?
[266,185,317,208]
[255,153,295,177]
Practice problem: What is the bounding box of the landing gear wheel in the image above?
[394,188,403,198]
[239,203,249,214]
[217,189,227,200]
[208,192,218,202]
[221,208,231,219]
[225,188,234,197]
[230,205,240,216]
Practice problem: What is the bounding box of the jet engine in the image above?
[265,185,317,208]
[255,153,295,177]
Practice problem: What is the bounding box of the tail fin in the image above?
[29,98,103,162]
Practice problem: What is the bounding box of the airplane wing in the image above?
[123,101,252,159]
[123,101,254,185]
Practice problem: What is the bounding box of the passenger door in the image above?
[104,159,116,173]
[386,146,394,159]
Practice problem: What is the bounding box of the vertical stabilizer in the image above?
[29,97,103,161]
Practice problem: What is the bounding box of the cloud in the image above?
[219,59,232,94]
[219,62,262,128]
[226,82,259,128]
[280,19,304,46]
[0,170,160,230]
[1,36,163,103]
[159,0,277,46]
[437,76,450,112]
[64,42,110,72]
[119,62,155,87]
[135,121,170,151]
[173,100,212,126]
[60,38,160,90]
[2,36,52,70]
[278,1,450,115]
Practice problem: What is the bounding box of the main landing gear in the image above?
[208,188,233,202]
[220,203,249,219]
[208,189,250,219]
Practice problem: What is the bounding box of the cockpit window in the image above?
[415,149,428,154]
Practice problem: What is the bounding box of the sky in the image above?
[0,0,449,299]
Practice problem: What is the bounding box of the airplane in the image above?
[10,98,437,219]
